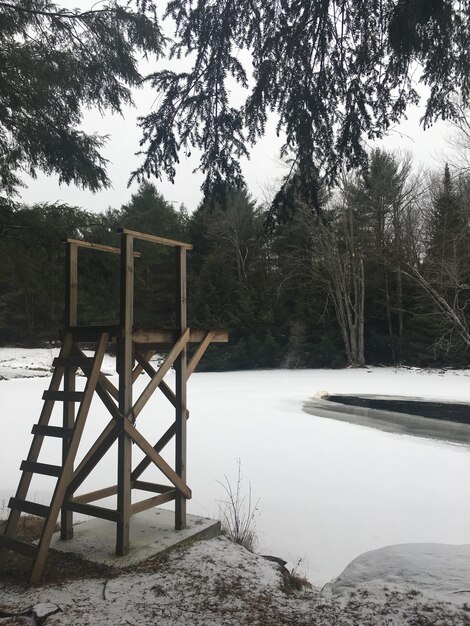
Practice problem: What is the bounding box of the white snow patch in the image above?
[324,543,470,605]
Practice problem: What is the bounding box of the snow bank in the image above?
[323,543,470,606]
[2,538,470,625]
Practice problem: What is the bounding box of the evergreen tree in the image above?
[427,164,466,265]
[134,0,470,194]
[0,1,163,203]
[188,188,284,370]
[0,202,96,343]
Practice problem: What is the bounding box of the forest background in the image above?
[2,145,470,371]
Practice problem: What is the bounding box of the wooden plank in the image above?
[175,246,187,530]
[118,228,193,250]
[132,328,190,420]
[0,333,73,572]
[64,502,120,523]
[130,490,176,516]
[65,238,141,257]
[9,498,49,518]
[0,535,37,559]
[117,231,133,557]
[133,481,174,494]
[20,461,62,478]
[31,425,73,438]
[134,352,176,407]
[69,485,118,505]
[65,241,78,327]
[123,420,192,500]
[132,328,228,345]
[31,333,109,584]
[187,331,216,378]
[42,390,84,402]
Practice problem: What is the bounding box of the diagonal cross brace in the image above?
[67,378,191,500]
[131,328,190,420]
[134,352,176,407]
[123,420,191,499]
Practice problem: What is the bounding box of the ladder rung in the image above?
[42,390,85,402]
[31,424,73,438]
[53,357,94,368]
[20,461,62,477]
[8,498,49,518]
[0,535,37,558]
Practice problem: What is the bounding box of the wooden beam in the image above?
[117,232,133,557]
[175,246,187,530]
[130,491,176,516]
[131,328,190,420]
[132,328,228,345]
[187,331,216,378]
[65,238,141,257]
[69,485,118,505]
[118,228,193,250]
[64,502,120,523]
[65,241,78,327]
[133,481,174,494]
[123,420,191,500]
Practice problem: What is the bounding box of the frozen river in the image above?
[1,361,470,586]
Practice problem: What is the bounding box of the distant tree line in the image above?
[2,149,470,370]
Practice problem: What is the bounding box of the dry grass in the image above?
[217,459,259,552]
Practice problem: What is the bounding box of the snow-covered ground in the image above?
[1,351,470,592]
[2,537,470,626]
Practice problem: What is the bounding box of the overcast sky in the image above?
[17,5,454,215]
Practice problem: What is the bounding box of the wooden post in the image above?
[61,242,78,539]
[116,233,134,555]
[175,246,187,530]
[65,241,78,329]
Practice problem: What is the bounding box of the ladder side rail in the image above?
[0,334,73,569]
[30,333,109,584]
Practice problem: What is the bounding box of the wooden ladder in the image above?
[0,332,109,583]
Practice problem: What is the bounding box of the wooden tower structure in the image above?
[0,229,227,583]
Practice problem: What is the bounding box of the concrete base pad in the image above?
[50,509,220,568]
